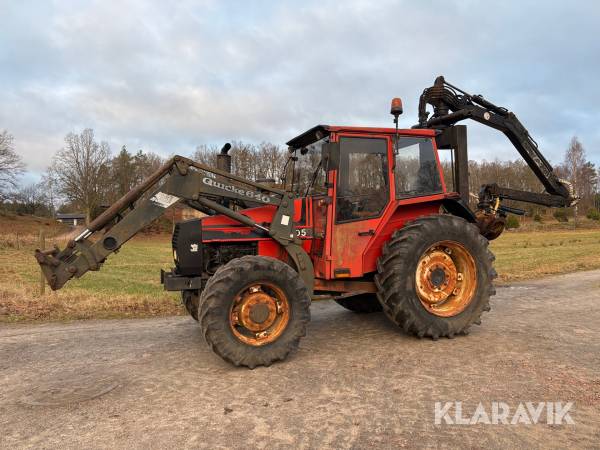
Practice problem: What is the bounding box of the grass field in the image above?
[0,235,182,322]
[1,225,599,322]
[491,228,600,281]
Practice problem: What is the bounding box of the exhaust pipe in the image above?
[217,143,232,173]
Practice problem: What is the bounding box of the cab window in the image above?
[336,137,388,222]
[394,137,442,198]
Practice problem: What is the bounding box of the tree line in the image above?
[468,137,598,216]
[0,129,165,222]
[1,128,598,224]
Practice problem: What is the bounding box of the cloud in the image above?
[1,0,599,178]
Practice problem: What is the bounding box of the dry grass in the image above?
[1,223,599,322]
[0,211,70,237]
[0,234,184,323]
[490,228,600,282]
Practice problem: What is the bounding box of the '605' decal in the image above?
[295,228,312,238]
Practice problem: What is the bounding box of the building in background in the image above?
[56,213,86,226]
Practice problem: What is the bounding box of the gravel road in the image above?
[1,270,599,449]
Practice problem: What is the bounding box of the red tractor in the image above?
[36,77,575,367]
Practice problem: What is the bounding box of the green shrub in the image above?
[533,214,543,223]
[553,209,569,223]
[505,215,520,229]
[586,208,600,221]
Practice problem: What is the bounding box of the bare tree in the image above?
[51,129,111,224]
[563,137,587,220]
[40,170,59,217]
[11,183,50,216]
[230,141,258,180]
[564,137,585,191]
[256,142,286,181]
[0,130,25,199]
[193,144,219,168]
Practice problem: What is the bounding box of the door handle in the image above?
[358,229,375,236]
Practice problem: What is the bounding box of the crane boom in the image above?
[416,76,577,209]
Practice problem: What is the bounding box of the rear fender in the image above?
[441,197,476,223]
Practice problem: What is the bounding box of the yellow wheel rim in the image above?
[229,282,290,346]
[415,241,477,317]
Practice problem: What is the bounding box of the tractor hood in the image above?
[201,198,306,241]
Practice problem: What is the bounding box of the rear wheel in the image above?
[182,290,200,321]
[199,256,311,368]
[335,294,382,313]
[375,215,496,339]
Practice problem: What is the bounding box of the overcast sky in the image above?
[2,0,599,183]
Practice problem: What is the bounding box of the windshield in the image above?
[292,136,328,197]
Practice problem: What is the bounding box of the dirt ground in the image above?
[1,271,599,449]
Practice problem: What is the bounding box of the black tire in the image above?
[375,215,496,339]
[199,256,311,368]
[335,294,382,313]
[182,290,200,321]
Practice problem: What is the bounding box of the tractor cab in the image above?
[286,124,449,282]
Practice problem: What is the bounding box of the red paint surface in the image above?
[199,127,454,281]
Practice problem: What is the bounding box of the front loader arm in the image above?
[35,156,314,292]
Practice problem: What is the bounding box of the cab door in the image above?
[329,135,392,278]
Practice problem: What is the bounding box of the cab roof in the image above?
[286,124,436,149]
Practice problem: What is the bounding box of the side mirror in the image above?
[321,142,340,170]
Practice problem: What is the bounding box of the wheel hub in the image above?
[230,284,290,346]
[416,250,458,304]
[430,267,447,288]
[415,241,477,317]
[249,303,270,324]
[238,291,278,331]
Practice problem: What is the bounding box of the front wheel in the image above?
[375,215,496,339]
[199,256,311,368]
